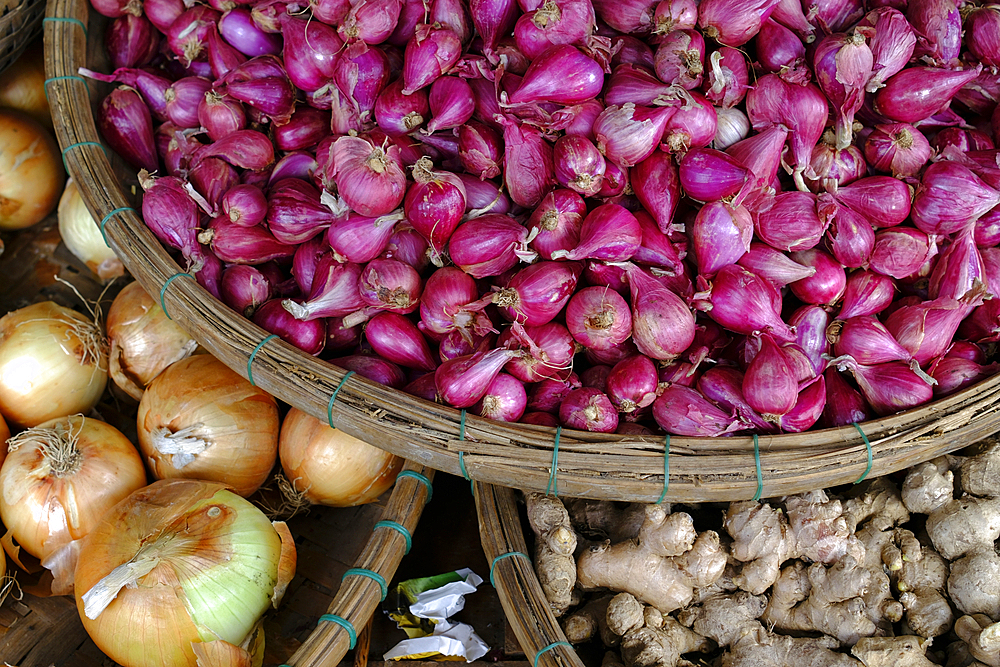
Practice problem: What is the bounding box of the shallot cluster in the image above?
[87,0,1000,435]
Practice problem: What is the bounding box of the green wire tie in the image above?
[247,334,278,387]
[326,371,356,429]
[751,434,763,502]
[534,641,573,667]
[374,520,412,554]
[97,206,134,247]
[43,75,90,102]
[457,409,473,493]
[396,470,433,502]
[655,434,671,505]
[60,141,106,174]
[490,551,529,588]
[318,614,357,650]
[159,273,193,321]
[43,17,88,38]
[343,568,388,601]
[852,422,874,484]
[546,427,562,497]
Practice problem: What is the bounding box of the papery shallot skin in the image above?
[559,387,619,432]
[812,32,873,150]
[652,385,749,436]
[693,264,796,342]
[698,0,780,46]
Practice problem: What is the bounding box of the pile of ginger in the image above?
[523,439,1000,667]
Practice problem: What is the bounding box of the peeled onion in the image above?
[278,407,403,507]
[106,281,199,401]
[0,301,109,428]
[0,109,64,230]
[74,479,296,667]
[0,414,146,594]
[58,180,125,281]
[137,354,279,497]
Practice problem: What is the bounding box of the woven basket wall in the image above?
[0,0,42,74]
[43,0,1000,504]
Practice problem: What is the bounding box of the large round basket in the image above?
[43,0,1000,504]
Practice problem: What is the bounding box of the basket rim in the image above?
[42,2,1000,503]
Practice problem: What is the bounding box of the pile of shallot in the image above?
[85,0,1000,435]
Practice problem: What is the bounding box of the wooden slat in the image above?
[475,483,584,667]
[286,463,435,667]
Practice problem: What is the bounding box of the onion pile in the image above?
[85,0,1000,436]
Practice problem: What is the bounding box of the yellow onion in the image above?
[279,407,402,507]
[0,414,146,594]
[0,301,109,428]
[0,43,51,130]
[75,479,296,667]
[0,109,64,230]
[137,354,279,497]
[58,179,125,282]
[107,281,199,400]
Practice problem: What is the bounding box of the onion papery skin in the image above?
[74,479,295,667]
[474,373,528,422]
[137,354,279,497]
[0,301,109,428]
[0,415,146,593]
[0,110,65,230]
[279,407,403,506]
[107,281,199,401]
[652,385,748,436]
[58,178,125,282]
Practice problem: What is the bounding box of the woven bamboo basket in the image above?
[0,221,435,666]
[43,0,1000,504]
[0,0,43,75]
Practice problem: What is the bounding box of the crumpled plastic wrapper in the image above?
[383,620,490,662]
[384,569,490,662]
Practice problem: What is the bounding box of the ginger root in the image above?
[842,478,911,533]
[606,593,711,667]
[947,547,1000,618]
[577,506,726,613]
[850,636,938,667]
[525,493,578,616]
[958,443,1000,498]
[955,614,1000,667]
[894,542,953,638]
[563,595,616,646]
[724,491,852,595]
[684,591,860,667]
[607,592,646,637]
[761,556,878,646]
[925,496,1000,561]
[902,458,955,515]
